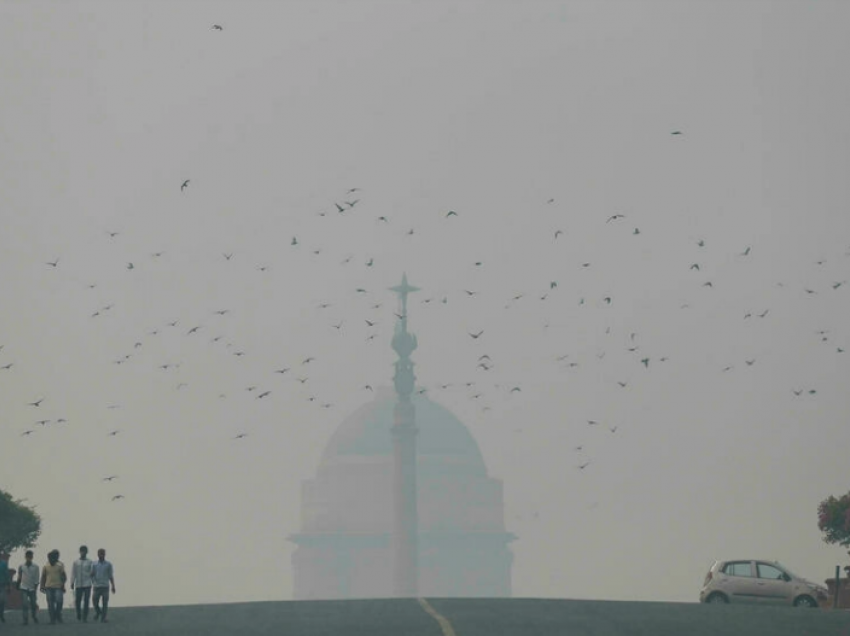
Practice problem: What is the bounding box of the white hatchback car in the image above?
[699,559,828,607]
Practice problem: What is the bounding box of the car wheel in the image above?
[793,595,817,608]
[706,593,729,604]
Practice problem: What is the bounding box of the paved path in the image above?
[1,598,848,635]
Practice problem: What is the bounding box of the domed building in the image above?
[290,388,515,599]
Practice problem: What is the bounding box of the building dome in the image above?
[293,390,513,600]
[318,387,487,477]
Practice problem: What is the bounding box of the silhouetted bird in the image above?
[212,24,223,30]
[181,180,190,191]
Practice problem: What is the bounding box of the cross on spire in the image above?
[389,273,420,321]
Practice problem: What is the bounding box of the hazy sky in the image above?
[2,0,849,607]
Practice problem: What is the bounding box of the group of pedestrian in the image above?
[0,546,115,625]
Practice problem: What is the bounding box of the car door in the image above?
[754,562,793,604]
[719,561,761,603]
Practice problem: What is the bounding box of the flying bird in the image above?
[212,24,223,30]
[111,495,125,501]
[257,391,271,399]
[46,258,59,268]
[554,230,563,239]
[606,214,625,223]
[102,476,118,482]
[670,130,683,135]
[181,180,190,191]
[28,398,44,407]
[446,210,459,218]
[469,330,484,339]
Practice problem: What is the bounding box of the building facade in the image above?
[290,387,515,599]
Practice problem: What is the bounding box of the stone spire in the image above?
[389,273,419,597]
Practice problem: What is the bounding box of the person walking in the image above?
[71,545,94,622]
[16,551,39,625]
[39,549,67,624]
[0,550,10,623]
[91,549,115,623]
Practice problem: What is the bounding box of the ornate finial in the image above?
[389,272,420,321]
[390,274,419,399]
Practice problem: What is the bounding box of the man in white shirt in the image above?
[71,545,94,622]
[91,549,115,623]
[16,550,40,625]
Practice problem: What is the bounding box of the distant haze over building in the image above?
[290,387,515,599]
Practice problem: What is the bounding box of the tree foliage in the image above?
[818,491,850,553]
[0,489,41,554]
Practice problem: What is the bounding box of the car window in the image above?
[723,562,753,577]
[757,563,786,580]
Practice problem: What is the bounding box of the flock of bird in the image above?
[2,23,848,520]
[5,159,846,509]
